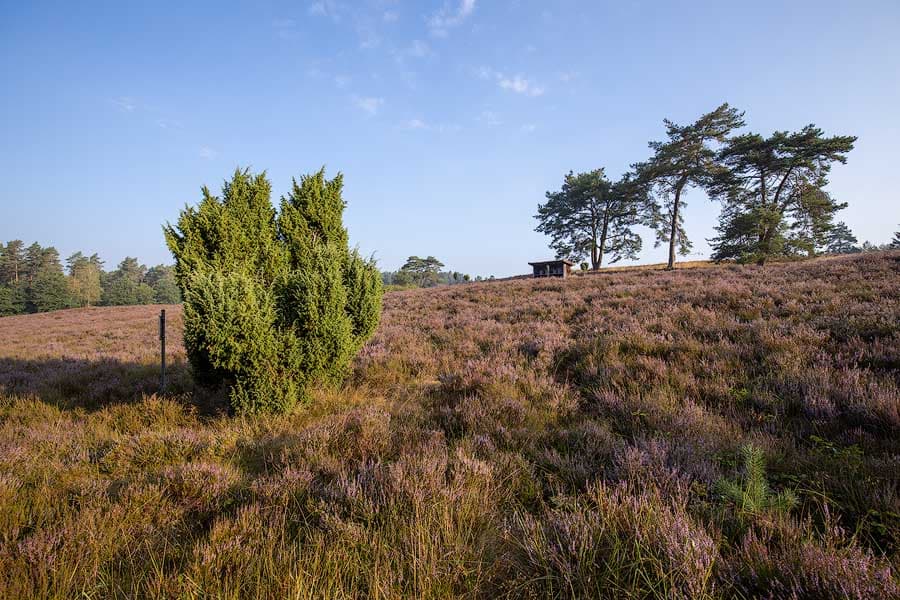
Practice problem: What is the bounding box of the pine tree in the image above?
[165,167,382,414]
[826,222,859,254]
[709,125,856,265]
[535,169,646,269]
[396,256,446,286]
[788,180,847,256]
[716,444,797,523]
[23,243,44,283]
[23,247,70,312]
[891,226,900,249]
[0,240,25,284]
[634,103,745,269]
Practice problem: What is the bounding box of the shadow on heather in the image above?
[0,356,223,413]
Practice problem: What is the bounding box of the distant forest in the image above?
[0,240,179,316]
[380,255,480,288]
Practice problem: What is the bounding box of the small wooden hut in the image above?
[528,259,574,278]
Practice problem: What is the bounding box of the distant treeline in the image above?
[0,240,179,316]
[380,255,481,288]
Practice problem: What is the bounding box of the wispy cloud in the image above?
[309,0,342,21]
[476,67,546,97]
[199,146,217,160]
[521,123,537,133]
[498,75,544,97]
[428,0,476,37]
[382,10,398,23]
[334,75,351,89]
[308,1,385,49]
[155,118,183,130]
[353,96,384,115]
[112,96,137,112]
[402,117,460,133]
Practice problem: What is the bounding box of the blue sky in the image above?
[2,0,899,277]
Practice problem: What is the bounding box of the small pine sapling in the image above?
[716,444,798,523]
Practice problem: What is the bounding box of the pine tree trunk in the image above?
[667,186,683,270]
[596,219,609,270]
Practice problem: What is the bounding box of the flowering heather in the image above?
[0,252,898,598]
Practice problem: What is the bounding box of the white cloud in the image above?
[309,0,342,21]
[155,118,182,130]
[402,118,460,133]
[475,66,547,97]
[428,0,476,37]
[199,146,217,160]
[476,68,546,97]
[498,75,544,97]
[521,123,537,133]
[383,10,398,22]
[112,96,137,112]
[559,71,578,83]
[334,75,351,89]
[354,96,384,115]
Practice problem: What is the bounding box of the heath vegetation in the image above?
[0,251,898,598]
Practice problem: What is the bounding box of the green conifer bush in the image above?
[165,168,382,413]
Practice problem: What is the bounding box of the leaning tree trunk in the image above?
[667,187,682,270]
[595,219,609,270]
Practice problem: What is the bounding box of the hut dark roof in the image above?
[527,259,575,266]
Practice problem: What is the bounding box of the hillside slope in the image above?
[1,252,898,598]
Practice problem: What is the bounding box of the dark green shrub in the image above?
[165,168,382,413]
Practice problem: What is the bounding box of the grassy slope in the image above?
[0,252,898,599]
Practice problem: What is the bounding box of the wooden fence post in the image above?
[159,309,166,393]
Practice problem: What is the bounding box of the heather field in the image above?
[1,252,899,599]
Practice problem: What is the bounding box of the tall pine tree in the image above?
[634,103,745,269]
[709,125,856,265]
[1,240,25,284]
